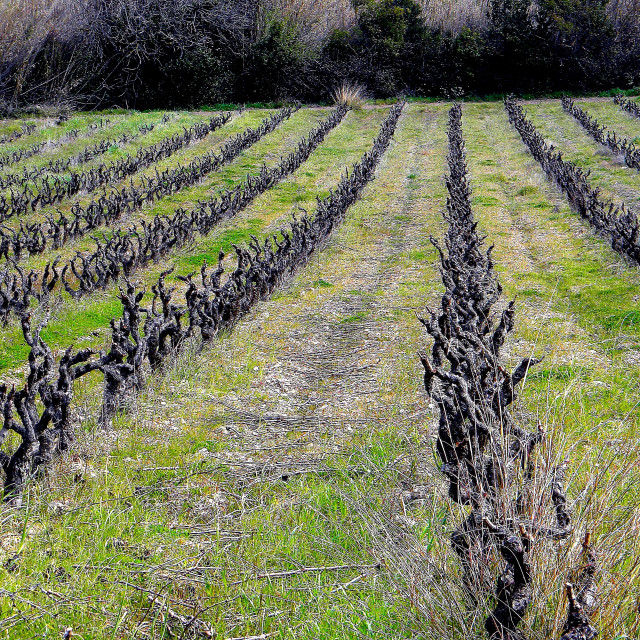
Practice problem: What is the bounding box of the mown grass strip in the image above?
[525,100,640,207]
[506,97,640,264]
[464,102,640,634]
[562,97,640,170]
[0,112,234,220]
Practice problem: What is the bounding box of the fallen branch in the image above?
[147,595,214,638]
[227,563,381,585]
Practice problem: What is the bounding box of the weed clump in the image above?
[332,82,367,110]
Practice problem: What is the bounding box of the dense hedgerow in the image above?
[1,0,639,110]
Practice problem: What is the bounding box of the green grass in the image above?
[0,110,233,225]
[392,89,640,104]
[0,102,638,639]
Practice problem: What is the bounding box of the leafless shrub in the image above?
[0,0,90,107]
[608,0,640,33]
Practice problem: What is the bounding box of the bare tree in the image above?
[0,0,93,108]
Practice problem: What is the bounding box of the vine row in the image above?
[0,112,234,220]
[506,95,640,264]
[0,123,37,147]
[0,104,346,322]
[562,96,640,170]
[614,94,640,119]
[0,119,163,190]
[419,103,597,640]
[0,106,295,262]
[0,140,52,173]
[0,101,404,504]
[0,117,119,171]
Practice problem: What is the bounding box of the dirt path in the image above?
[142,105,448,455]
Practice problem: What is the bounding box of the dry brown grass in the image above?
[331,82,367,109]
[265,0,490,38]
[267,0,491,37]
[267,0,355,41]
[419,0,490,32]
[346,414,640,639]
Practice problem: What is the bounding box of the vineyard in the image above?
[0,98,638,639]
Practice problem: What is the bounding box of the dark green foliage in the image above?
[486,0,540,92]
[346,0,426,96]
[484,0,628,93]
[240,19,309,102]
[536,0,619,90]
[321,1,489,98]
[145,48,236,109]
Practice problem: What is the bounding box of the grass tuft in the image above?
[331,82,367,109]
